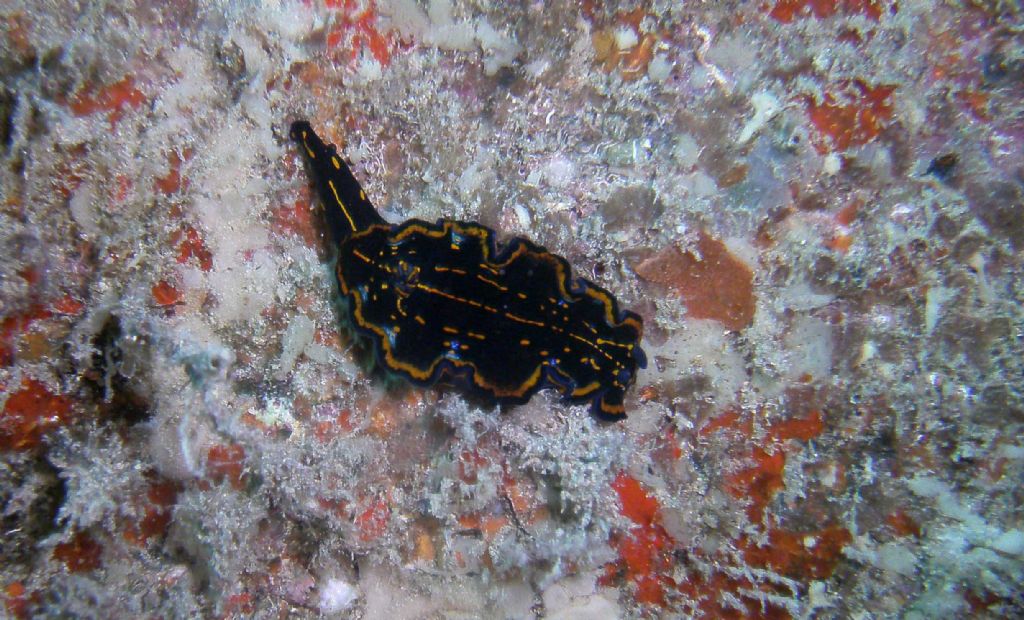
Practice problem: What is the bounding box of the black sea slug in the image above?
[292,120,645,420]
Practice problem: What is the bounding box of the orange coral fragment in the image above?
[613,472,660,526]
[769,0,883,23]
[151,280,182,307]
[51,295,85,315]
[828,233,854,253]
[590,8,663,80]
[69,77,146,123]
[458,512,507,540]
[123,478,180,546]
[699,409,752,437]
[222,592,254,616]
[0,378,73,451]
[705,409,826,523]
[458,449,487,484]
[635,233,756,331]
[314,407,355,442]
[53,531,103,573]
[835,199,860,227]
[154,150,189,196]
[272,199,322,248]
[676,567,791,620]
[727,446,786,524]
[3,582,31,620]
[206,444,246,489]
[620,33,658,81]
[1,304,52,367]
[769,410,825,442]
[357,497,390,542]
[741,526,852,580]
[112,174,133,203]
[886,510,921,537]
[602,473,676,607]
[174,225,213,271]
[956,90,990,121]
[806,81,895,152]
[325,0,395,66]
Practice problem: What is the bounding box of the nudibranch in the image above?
[291,120,645,420]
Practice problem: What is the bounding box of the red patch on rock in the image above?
[356,496,390,542]
[112,174,133,203]
[457,448,488,485]
[51,295,86,316]
[151,280,182,307]
[1,582,37,618]
[154,150,191,196]
[222,591,254,616]
[768,0,883,23]
[271,198,323,248]
[53,531,103,573]
[613,472,660,526]
[614,405,842,612]
[806,80,895,152]
[51,144,89,200]
[0,378,72,451]
[69,77,146,124]
[206,444,246,490]
[325,0,395,67]
[741,526,853,580]
[674,525,852,617]
[602,473,677,607]
[769,409,825,442]
[886,510,921,538]
[699,409,752,437]
[3,582,32,620]
[705,409,826,523]
[635,233,756,331]
[727,446,787,523]
[676,566,792,619]
[173,225,214,271]
[956,89,990,121]
[313,407,355,442]
[0,304,52,367]
[123,477,180,546]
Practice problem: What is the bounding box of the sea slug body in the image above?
[291,120,645,420]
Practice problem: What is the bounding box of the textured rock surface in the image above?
[1,0,1022,617]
